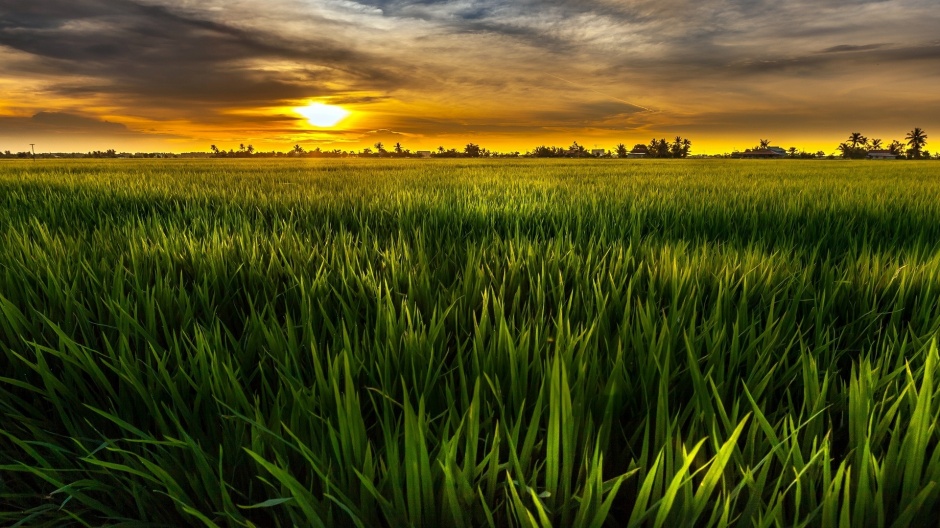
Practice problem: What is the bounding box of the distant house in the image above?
[416,150,432,158]
[767,146,788,157]
[739,149,785,159]
[627,144,649,158]
[867,150,897,160]
[591,149,606,157]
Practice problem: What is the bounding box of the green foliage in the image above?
[2,159,940,526]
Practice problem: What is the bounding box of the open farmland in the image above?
[2,159,940,526]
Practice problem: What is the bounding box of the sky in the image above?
[1,0,939,154]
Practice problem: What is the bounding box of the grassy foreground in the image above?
[1,159,940,527]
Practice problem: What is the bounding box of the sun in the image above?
[296,103,350,127]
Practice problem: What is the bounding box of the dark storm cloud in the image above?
[0,112,182,139]
[0,0,398,112]
[37,112,129,131]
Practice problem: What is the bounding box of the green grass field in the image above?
[2,159,940,527]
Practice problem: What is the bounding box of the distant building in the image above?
[416,150,432,158]
[628,144,649,158]
[739,149,785,159]
[866,150,897,160]
[591,149,606,157]
[767,146,788,157]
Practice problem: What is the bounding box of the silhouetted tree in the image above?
[531,145,555,157]
[394,142,403,154]
[888,140,905,156]
[906,127,928,158]
[670,136,683,158]
[464,143,481,157]
[847,132,864,149]
[648,138,670,158]
[759,139,771,149]
[870,138,882,150]
[615,143,627,158]
[837,142,867,159]
[568,141,587,157]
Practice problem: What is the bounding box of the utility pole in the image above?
[29,144,36,161]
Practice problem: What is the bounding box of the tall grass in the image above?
[1,159,940,526]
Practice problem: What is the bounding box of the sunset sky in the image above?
[2,0,939,154]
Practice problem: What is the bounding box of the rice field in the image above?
[1,158,940,527]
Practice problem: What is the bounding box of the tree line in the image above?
[834,128,929,159]
[2,128,930,160]
[203,129,928,160]
[204,137,696,159]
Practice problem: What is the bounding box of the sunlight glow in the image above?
[296,103,350,127]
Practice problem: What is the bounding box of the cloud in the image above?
[0,0,402,114]
[1,0,938,151]
[0,112,148,135]
[0,111,185,151]
[819,43,889,53]
[26,112,133,133]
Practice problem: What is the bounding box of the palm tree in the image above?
[394,142,403,154]
[905,127,928,158]
[888,140,904,156]
[210,145,219,155]
[437,146,445,154]
[870,138,883,150]
[657,139,670,158]
[759,139,771,149]
[374,142,386,155]
[292,144,304,154]
[670,136,683,158]
[615,143,627,158]
[246,144,254,155]
[681,138,692,158]
[848,132,864,148]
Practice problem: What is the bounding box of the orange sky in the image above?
[2,0,939,155]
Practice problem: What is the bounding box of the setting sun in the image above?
[296,103,349,128]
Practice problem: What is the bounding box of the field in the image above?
[1,159,940,527]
